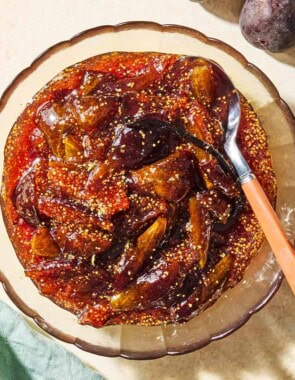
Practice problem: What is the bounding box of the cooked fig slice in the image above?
[110,260,180,311]
[50,222,112,257]
[79,71,116,96]
[202,254,232,298]
[198,190,232,225]
[85,160,112,184]
[186,107,213,148]
[120,92,146,118]
[31,226,60,258]
[14,158,48,226]
[86,117,182,182]
[83,177,130,220]
[191,60,216,106]
[184,99,226,190]
[137,216,167,256]
[47,160,88,198]
[109,118,181,170]
[172,254,232,320]
[37,100,72,157]
[114,67,160,92]
[37,95,118,157]
[25,259,67,279]
[63,134,83,161]
[37,195,113,231]
[115,216,167,289]
[159,56,197,95]
[48,160,129,220]
[117,193,168,237]
[70,95,118,132]
[130,151,201,202]
[188,196,211,269]
[79,302,112,328]
[82,135,109,161]
[199,159,238,198]
[26,259,109,298]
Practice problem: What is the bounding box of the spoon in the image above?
[211,61,295,295]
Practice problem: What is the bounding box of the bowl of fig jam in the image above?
[0,22,294,359]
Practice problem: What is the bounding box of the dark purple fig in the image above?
[240,0,295,52]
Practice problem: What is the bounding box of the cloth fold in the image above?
[0,301,103,380]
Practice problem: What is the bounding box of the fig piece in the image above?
[79,302,112,327]
[82,135,109,161]
[70,95,118,132]
[48,160,129,221]
[202,254,232,297]
[136,216,167,254]
[159,56,198,95]
[110,260,180,311]
[37,100,72,158]
[83,176,130,220]
[115,216,167,289]
[116,193,168,237]
[37,195,113,231]
[37,95,118,157]
[47,160,88,199]
[109,118,181,170]
[199,159,238,198]
[63,134,83,160]
[114,67,160,92]
[188,196,211,269]
[14,158,48,226]
[120,92,147,118]
[198,190,232,225]
[26,259,109,298]
[191,60,216,105]
[130,151,201,202]
[50,223,113,257]
[31,226,60,258]
[172,254,232,320]
[79,71,116,96]
[240,0,295,52]
[184,101,216,190]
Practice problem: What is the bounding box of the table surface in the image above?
[0,1,294,379]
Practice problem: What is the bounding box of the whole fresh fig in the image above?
[240,0,295,52]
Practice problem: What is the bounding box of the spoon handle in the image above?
[242,177,295,295]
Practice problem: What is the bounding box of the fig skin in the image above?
[239,0,295,53]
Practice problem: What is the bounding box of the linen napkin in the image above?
[0,300,104,380]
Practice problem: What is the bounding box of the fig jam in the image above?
[1,52,276,327]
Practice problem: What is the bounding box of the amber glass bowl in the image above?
[1,22,295,359]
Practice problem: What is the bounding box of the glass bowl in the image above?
[1,22,295,360]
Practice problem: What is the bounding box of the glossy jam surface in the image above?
[1,53,276,327]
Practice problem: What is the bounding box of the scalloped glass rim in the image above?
[0,22,294,360]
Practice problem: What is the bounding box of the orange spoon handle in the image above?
[242,177,295,295]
